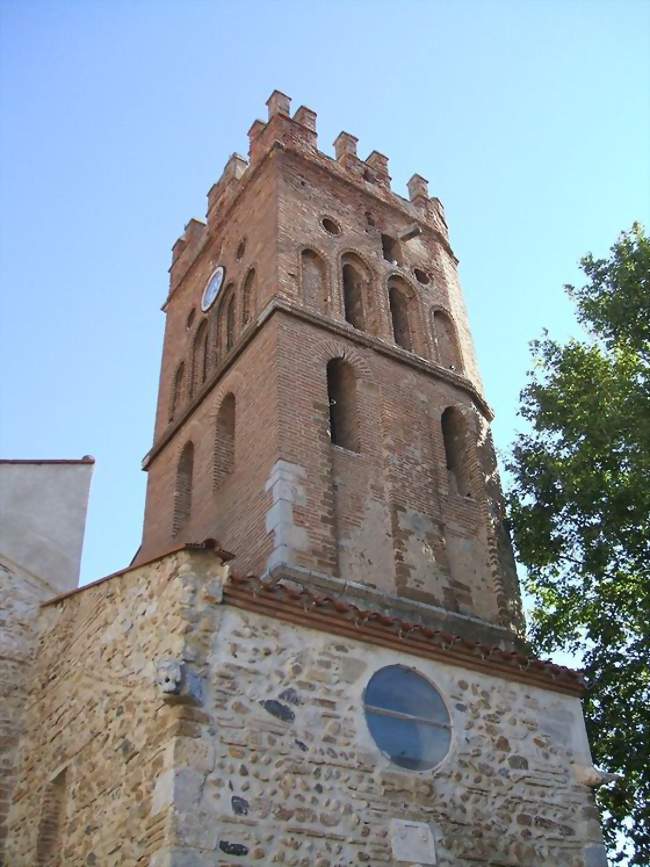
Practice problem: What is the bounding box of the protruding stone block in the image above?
[365,150,391,185]
[266,89,291,119]
[222,153,248,182]
[294,106,317,132]
[407,174,429,201]
[334,131,358,161]
[248,119,265,142]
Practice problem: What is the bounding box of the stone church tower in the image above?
[3,92,607,867]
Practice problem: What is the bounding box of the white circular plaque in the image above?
[201,266,225,312]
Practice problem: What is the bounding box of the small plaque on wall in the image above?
[389,819,437,864]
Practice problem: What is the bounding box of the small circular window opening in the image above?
[321,216,341,236]
[236,238,246,261]
[414,268,431,285]
[364,665,451,771]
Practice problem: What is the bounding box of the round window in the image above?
[321,216,341,236]
[363,665,451,771]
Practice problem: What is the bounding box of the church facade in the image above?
[2,92,607,866]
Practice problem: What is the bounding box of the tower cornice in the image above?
[142,297,493,471]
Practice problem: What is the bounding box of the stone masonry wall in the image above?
[6,550,604,866]
[0,557,61,861]
[3,549,229,867]
[177,604,607,867]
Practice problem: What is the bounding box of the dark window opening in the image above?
[389,286,412,351]
[414,268,430,285]
[226,293,236,351]
[169,362,185,422]
[36,768,67,866]
[242,268,256,326]
[236,238,246,260]
[433,310,463,371]
[327,358,359,452]
[321,217,341,236]
[173,442,194,535]
[191,321,209,396]
[214,394,236,489]
[186,308,196,330]
[381,234,402,265]
[342,264,365,330]
[441,407,472,497]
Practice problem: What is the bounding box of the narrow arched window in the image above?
[169,361,185,421]
[302,249,327,313]
[342,263,366,330]
[242,268,256,327]
[441,408,472,497]
[191,320,208,397]
[214,393,235,489]
[389,285,412,351]
[36,768,67,866]
[433,310,463,371]
[226,292,236,352]
[173,442,194,535]
[327,358,359,452]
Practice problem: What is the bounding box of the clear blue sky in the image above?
[1,0,648,585]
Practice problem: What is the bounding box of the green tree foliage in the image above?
[506,224,650,864]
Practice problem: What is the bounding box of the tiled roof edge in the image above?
[223,573,586,697]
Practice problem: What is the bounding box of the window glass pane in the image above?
[365,711,451,771]
[365,665,449,724]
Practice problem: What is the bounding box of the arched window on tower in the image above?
[191,320,208,397]
[225,291,236,352]
[169,361,185,421]
[242,268,256,327]
[327,358,359,452]
[173,442,194,535]
[214,393,236,489]
[441,407,472,497]
[341,258,367,331]
[302,249,327,313]
[432,310,463,371]
[388,282,412,351]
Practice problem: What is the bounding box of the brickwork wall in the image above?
[139,91,522,640]
[153,156,279,444]
[272,311,508,629]
[275,150,482,391]
[139,321,280,577]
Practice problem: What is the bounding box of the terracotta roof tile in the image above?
[224,573,585,696]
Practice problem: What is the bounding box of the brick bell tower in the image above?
[137,89,523,649]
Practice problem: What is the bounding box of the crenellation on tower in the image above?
[168,217,207,295]
[333,130,358,160]
[265,88,291,118]
[364,149,391,187]
[292,104,317,132]
[206,152,249,229]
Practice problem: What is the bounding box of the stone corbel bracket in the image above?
[155,658,204,706]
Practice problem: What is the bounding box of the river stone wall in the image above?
[4,549,606,866]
